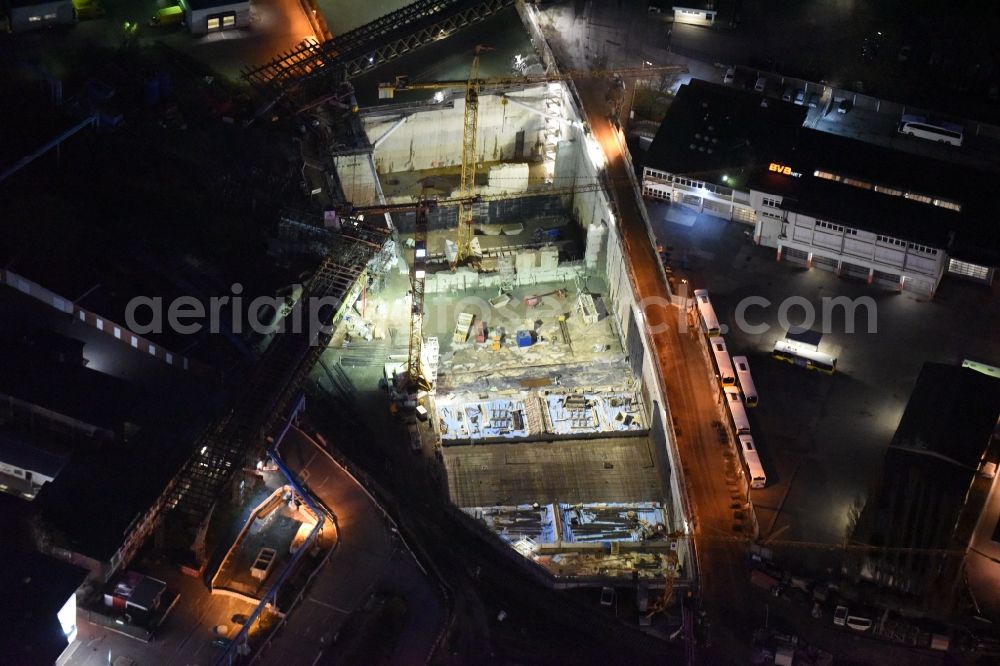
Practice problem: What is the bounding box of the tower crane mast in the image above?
[377,52,687,265]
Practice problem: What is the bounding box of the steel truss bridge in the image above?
[242,0,515,115]
[166,225,390,524]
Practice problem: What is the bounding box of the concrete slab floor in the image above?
[443,435,664,508]
[424,276,622,377]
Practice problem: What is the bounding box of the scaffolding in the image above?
[167,227,388,525]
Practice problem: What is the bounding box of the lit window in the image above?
[905,192,932,204]
[874,185,902,196]
[934,199,962,212]
[948,259,990,280]
[207,17,221,29]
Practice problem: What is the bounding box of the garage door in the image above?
[680,194,702,207]
[812,254,838,273]
[733,206,756,224]
[873,270,901,289]
[948,258,992,283]
[703,200,731,217]
[840,261,870,280]
[902,276,934,296]
[782,246,808,265]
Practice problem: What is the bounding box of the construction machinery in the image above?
[376,53,687,265]
[332,198,435,391]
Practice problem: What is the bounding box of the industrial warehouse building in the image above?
[641,80,1000,297]
[850,363,1000,604]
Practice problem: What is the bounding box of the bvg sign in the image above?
[769,162,802,178]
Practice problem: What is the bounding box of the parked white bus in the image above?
[772,339,837,375]
[732,355,758,407]
[709,336,736,385]
[738,434,767,489]
[723,386,751,434]
[693,289,721,336]
[897,115,964,147]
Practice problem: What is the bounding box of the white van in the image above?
[754,76,767,93]
[846,614,873,632]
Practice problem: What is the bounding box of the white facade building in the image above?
[751,190,946,296]
[640,80,999,298]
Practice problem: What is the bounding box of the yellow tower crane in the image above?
[378,52,687,265]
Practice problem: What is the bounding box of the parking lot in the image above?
[646,200,1000,569]
[715,66,1000,172]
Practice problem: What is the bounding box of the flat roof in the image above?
[0,551,87,665]
[0,340,224,561]
[891,363,1000,470]
[36,424,209,561]
[645,79,806,186]
[749,168,960,249]
[0,342,158,435]
[649,80,1000,264]
[0,428,70,478]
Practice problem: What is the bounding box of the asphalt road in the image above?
[258,426,443,666]
[537,3,773,661]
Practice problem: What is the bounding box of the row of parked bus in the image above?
[694,289,766,489]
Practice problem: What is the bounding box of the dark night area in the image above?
[1,1,999,664]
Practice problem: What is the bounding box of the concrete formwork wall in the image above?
[567,138,606,230]
[365,90,549,174]
[556,120,690,540]
[562,123,691,548]
[333,153,379,205]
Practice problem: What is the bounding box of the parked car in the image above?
[794,89,805,105]
[833,605,849,626]
[723,66,736,85]
[782,86,793,102]
[846,614,874,632]
[754,76,767,93]
[806,92,820,109]
[837,98,851,114]
[600,586,616,607]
